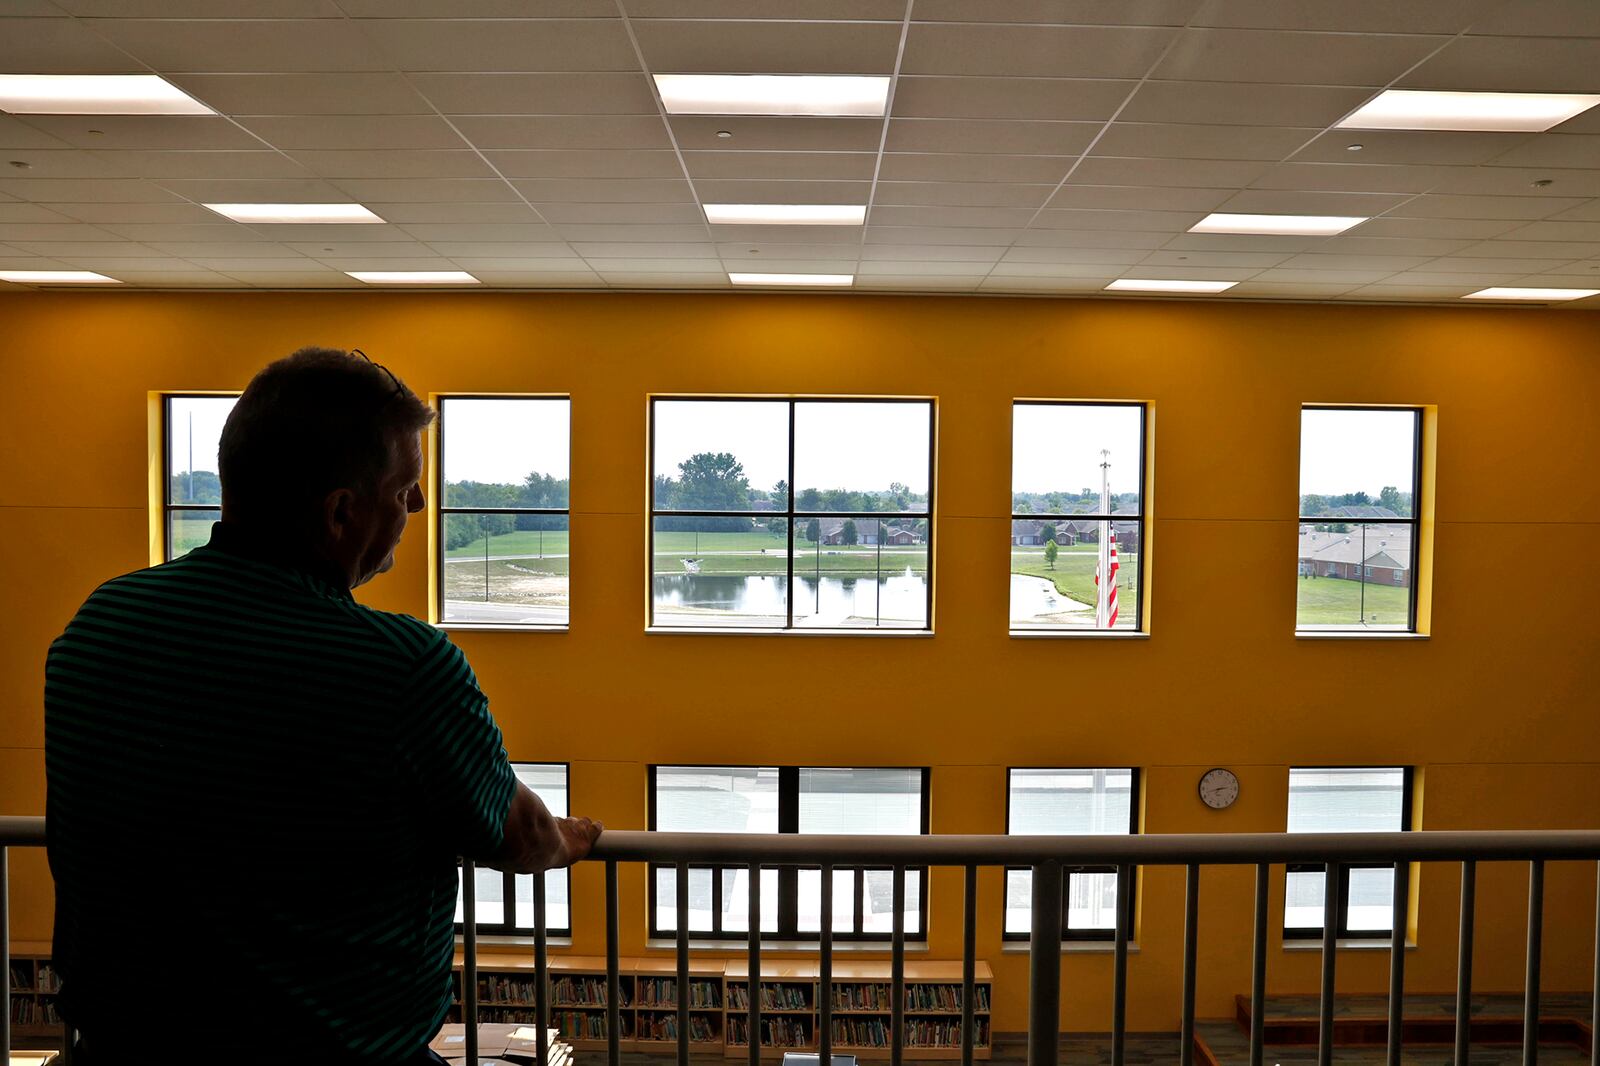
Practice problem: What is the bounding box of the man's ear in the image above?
[323,487,357,542]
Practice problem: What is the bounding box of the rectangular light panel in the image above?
[1338,89,1600,132]
[0,270,119,284]
[705,204,867,226]
[346,271,479,284]
[0,74,213,116]
[729,273,854,287]
[1107,279,1238,294]
[205,203,384,224]
[654,74,890,116]
[1191,213,1367,236]
[1463,287,1599,302]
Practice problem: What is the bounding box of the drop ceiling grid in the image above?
[0,4,1593,300]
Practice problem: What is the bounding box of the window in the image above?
[1297,407,1421,631]
[163,394,238,560]
[438,397,570,627]
[649,766,928,940]
[649,398,933,631]
[1004,768,1138,940]
[1284,767,1412,938]
[1010,403,1145,632]
[457,763,571,935]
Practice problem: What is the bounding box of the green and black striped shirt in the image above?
[44,525,518,1064]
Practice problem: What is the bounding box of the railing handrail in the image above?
[3,817,1600,863]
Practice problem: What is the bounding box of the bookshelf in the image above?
[8,947,62,1038]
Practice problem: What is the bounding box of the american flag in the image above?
[1095,527,1120,628]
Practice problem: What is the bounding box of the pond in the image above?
[652,571,928,628]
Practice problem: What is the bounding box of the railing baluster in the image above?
[1319,862,1339,1066]
[463,860,479,1066]
[892,866,906,1066]
[1457,860,1477,1066]
[820,865,833,1066]
[1028,861,1064,1066]
[963,864,977,1066]
[1524,860,1544,1066]
[747,862,760,1066]
[535,872,549,1066]
[1591,861,1599,1066]
[676,863,690,1066]
[1387,861,1409,1066]
[2,845,10,1061]
[1112,863,1131,1066]
[606,861,620,1066]
[1181,864,1200,1066]
[1250,863,1268,1066]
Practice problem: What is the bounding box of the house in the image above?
[1297,531,1412,587]
[883,525,922,546]
[818,519,878,546]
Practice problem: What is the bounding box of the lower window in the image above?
[456,763,571,935]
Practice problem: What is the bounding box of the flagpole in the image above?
[1097,449,1111,628]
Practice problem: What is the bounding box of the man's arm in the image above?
[488,782,603,875]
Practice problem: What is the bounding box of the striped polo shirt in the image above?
[44,524,518,1064]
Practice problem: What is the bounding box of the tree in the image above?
[1044,538,1059,570]
[822,488,857,512]
[1015,499,1032,514]
[797,487,823,511]
[841,518,858,546]
[771,479,790,509]
[1300,493,1327,516]
[1378,485,1406,516]
[170,469,221,504]
[768,517,788,538]
[676,451,749,511]
[805,518,821,543]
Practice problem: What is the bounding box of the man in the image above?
[44,347,600,1064]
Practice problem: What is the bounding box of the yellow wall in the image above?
[2,291,1597,1034]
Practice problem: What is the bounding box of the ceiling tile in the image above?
[867,226,1025,246]
[1070,156,1268,187]
[1345,284,1478,299]
[690,179,868,203]
[1044,185,1234,211]
[399,223,564,242]
[1161,232,1323,252]
[878,153,1070,183]
[624,0,905,16]
[0,178,186,203]
[0,152,114,179]
[0,223,119,242]
[667,116,880,153]
[902,24,1176,78]
[418,241,579,257]
[533,202,704,224]
[473,271,603,286]
[867,205,1038,228]
[873,181,1054,208]
[856,276,989,289]
[340,0,616,14]
[1011,228,1169,249]
[409,73,657,115]
[1002,246,1149,265]
[1189,0,1493,33]
[151,177,348,202]
[1465,0,1600,36]
[450,115,671,151]
[1316,236,1474,257]
[1092,122,1312,161]
[1497,220,1600,242]
[1429,167,1600,198]
[485,148,687,180]
[720,242,862,260]
[59,257,207,271]
[238,116,468,151]
[1390,270,1542,285]
[14,115,270,151]
[1292,130,1531,167]
[217,270,362,286]
[910,0,1200,25]
[856,244,1012,262]
[857,260,996,276]
[1153,29,1443,85]
[1106,264,1247,281]
[1249,162,1450,194]
[593,274,727,287]
[1276,253,1433,271]
[1217,189,1412,214]
[1032,208,1202,231]
[88,151,311,180]
[7,240,165,257]
[108,272,249,287]
[724,258,860,274]
[1121,80,1370,126]
[1222,281,1361,297]
[632,19,904,74]
[979,276,1106,291]
[156,243,307,258]
[286,150,497,179]
[586,258,720,271]
[1457,239,1600,258]
[1387,194,1585,220]
[1485,135,1600,170]
[359,19,638,72]
[327,178,523,202]
[288,240,436,257]
[555,225,710,243]
[43,201,224,223]
[511,178,695,202]
[1417,256,1574,274]
[986,261,1118,277]
[1249,267,1399,283]
[0,203,75,222]
[885,119,1098,156]
[0,18,145,74]
[1138,249,1292,268]
[183,255,318,268]
[1351,216,1523,240]
[97,223,252,243]
[58,0,342,13]
[92,18,393,72]
[451,258,591,269]
[236,222,420,242]
[169,73,433,116]
[380,202,549,223]
[310,257,464,271]
[892,77,1134,121]
[1399,35,1600,93]
[683,151,876,181]
[701,223,862,244]
[0,117,76,151]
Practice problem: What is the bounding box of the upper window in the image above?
[1010,403,1145,632]
[164,395,238,560]
[438,397,570,628]
[1297,407,1421,632]
[649,398,933,631]
[1004,768,1138,940]
[457,763,572,936]
[1284,766,1412,938]
[649,765,928,941]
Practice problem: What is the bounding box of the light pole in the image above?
[482,526,489,602]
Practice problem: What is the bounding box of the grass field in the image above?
[445,555,568,605]
[445,529,570,559]
[1011,547,1139,611]
[1295,575,1410,626]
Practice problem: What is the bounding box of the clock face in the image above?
[1198,768,1239,809]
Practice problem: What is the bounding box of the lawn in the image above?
[1011,547,1139,609]
[655,545,928,577]
[445,555,568,604]
[445,529,571,559]
[1295,575,1410,627]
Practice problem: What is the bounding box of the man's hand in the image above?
[553,815,603,868]
[491,784,602,874]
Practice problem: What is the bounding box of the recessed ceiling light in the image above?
[1462,287,1599,302]
[1191,213,1367,236]
[1337,89,1600,132]
[729,272,854,287]
[1345,143,1364,151]
[654,74,890,117]
[204,203,384,224]
[0,74,213,116]
[705,204,866,226]
[346,271,479,285]
[0,270,120,284]
[1106,279,1239,294]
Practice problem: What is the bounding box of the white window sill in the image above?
[437,623,568,633]
[645,938,930,954]
[458,935,575,950]
[1011,630,1149,640]
[1294,631,1428,641]
[645,627,933,638]
[1001,941,1141,955]
[1283,938,1416,952]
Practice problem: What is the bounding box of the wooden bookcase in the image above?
[8,946,63,1038]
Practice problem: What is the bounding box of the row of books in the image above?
[828,983,991,1012]
[829,1017,991,1048]
[638,1013,720,1042]
[727,1017,811,1047]
[9,964,31,990]
[10,999,62,1025]
[727,983,811,1010]
[552,975,625,1006]
[636,977,721,1008]
[555,1011,635,1040]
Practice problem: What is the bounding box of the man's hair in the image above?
[219,346,435,523]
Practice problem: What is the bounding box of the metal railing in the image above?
[3,818,1599,1066]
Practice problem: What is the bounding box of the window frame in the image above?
[647,395,936,633]
[161,393,238,561]
[1009,400,1148,635]
[647,764,932,942]
[1002,766,1142,942]
[434,393,573,630]
[1296,405,1423,634]
[1283,765,1414,940]
[455,760,573,938]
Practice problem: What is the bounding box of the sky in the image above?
[1299,409,1416,497]
[653,399,932,495]
[1012,404,1143,499]
[442,398,570,483]
[167,395,236,479]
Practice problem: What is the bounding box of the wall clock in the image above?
[1198,768,1240,810]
